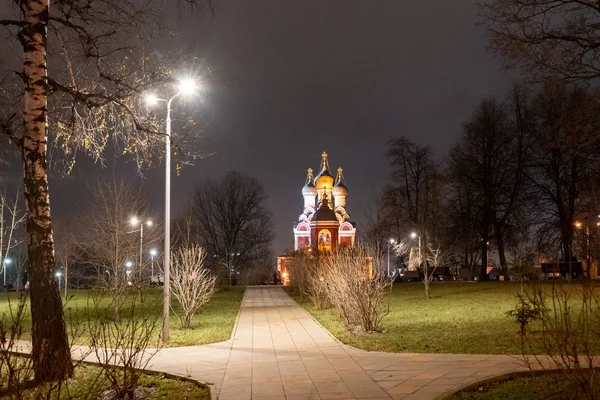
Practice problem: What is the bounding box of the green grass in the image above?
[2,362,210,399]
[0,286,244,348]
[446,371,593,400]
[291,282,559,354]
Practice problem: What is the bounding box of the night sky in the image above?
[6,1,515,254]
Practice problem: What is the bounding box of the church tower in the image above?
[293,151,356,251]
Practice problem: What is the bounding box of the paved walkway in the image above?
[11,286,539,399]
[146,287,534,400]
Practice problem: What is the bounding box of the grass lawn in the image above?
[291,281,559,354]
[446,371,594,400]
[1,362,210,399]
[0,286,245,348]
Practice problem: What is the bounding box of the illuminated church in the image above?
[293,151,356,252]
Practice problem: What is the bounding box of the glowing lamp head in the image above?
[411,232,418,239]
[145,94,159,105]
[55,272,62,277]
[389,238,396,244]
[125,261,133,268]
[146,220,153,227]
[575,221,582,229]
[150,248,158,256]
[178,78,197,95]
[3,258,11,265]
[130,217,139,226]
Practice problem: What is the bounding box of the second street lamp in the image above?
[146,78,198,341]
[387,238,396,278]
[150,248,158,280]
[130,217,153,283]
[3,258,12,288]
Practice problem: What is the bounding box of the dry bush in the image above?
[322,248,391,333]
[513,282,600,399]
[287,254,330,310]
[0,294,98,399]
[86,290,161,399]
[0,294,33,398]
[170,245,217,329]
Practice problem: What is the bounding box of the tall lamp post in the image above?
[130,217,153,274]
[3,258,11,288]
[146,78,197,341]
[150,248,158,280]
[55,271,62,291]
[410,232,422,268]
[387,238,396,278]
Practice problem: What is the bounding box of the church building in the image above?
[277,152,359,284]
[293,151,356,252]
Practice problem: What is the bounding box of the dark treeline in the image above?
[366,82,600,281]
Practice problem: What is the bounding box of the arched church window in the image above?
[318,229,332,252]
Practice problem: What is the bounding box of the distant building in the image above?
[293,151,356,252]
[278,151,357,284]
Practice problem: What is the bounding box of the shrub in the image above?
[513,281,600,399]
[171,245,217,329]
[321,247,391,333]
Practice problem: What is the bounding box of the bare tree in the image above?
[170,245,216,329]
[0,189,26,289]
[0,0,211,380]
[528,83,600,264]
[383,137,443,296]
[189,171,274,285]
[449,90,531,280]
[481,0,600,83]
[75,178,159,291]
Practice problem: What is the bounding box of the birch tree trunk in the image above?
[18,0,73,381]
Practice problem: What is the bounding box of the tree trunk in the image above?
[19,0,73,382]
[496,229,508,279]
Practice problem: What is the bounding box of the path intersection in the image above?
[146,287,534,400]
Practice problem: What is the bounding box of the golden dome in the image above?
[315,151,334,190]
[332,167,348,197]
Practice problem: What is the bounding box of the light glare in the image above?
[411,232,417,239]
[145,94,159,105]
[178,78,197,95]
[150,248,158,256]
[130,217,139,226]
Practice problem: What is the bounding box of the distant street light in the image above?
[3,258,12,287]
[55,271,62,291]
[146,77,199,341]
[410,232,422,267]
[130,217,153,281]
[150,248,158,279]
[387,238,396,278]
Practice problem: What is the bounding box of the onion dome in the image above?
[332,167,348,197]
[302,168,317,196]
[313,192,337,221]
[315,151,334,190]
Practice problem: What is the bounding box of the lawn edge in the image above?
[435,367,600,400]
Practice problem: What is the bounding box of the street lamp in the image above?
[55,271,62,291]
[387,238,396,278]
[3,258,12,288]
[131,217,153,271]
[146,78,198,341]
[149,248,158,279]
[410,232,421,267]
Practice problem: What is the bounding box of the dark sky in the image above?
[7,0,515,254]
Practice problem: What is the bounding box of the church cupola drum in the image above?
[293,152,356,252]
